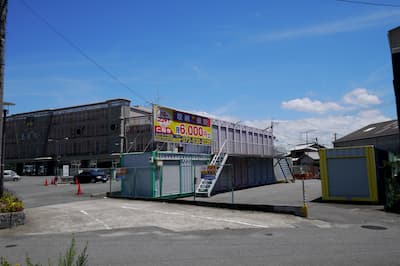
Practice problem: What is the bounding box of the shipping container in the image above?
[319,146,387,202]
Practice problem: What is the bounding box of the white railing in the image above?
[210,139,227,165]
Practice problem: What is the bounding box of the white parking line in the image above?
[309,219,332,228]
[121,205,269,229]
[189,214,269,228]
[80,210,111,230]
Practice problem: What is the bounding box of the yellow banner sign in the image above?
[153,105,212,145]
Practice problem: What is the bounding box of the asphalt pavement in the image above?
[3,177,400,234]
[3,175,121,208]
[179,179,400,226]
[1,176,400,265]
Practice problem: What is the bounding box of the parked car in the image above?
[4,170,21,181]
[74,170,108,183]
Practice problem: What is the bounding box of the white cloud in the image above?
[253,10,400,42]
[343,88,381,106]
[191,104,392,154]
[281,88,382,114]
[281,97,343,113]
[245,109,390,150]
[278,88,386,149]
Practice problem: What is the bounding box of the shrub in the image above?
[0,191,24,213]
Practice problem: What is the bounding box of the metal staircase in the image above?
[274,157,295,183]
[196,140,229,197]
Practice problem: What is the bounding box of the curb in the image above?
[90,192,107,198]
[0,211,25,229]
[107,193,307,218]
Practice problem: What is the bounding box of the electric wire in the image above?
[19,0,152,105]
[336,0,400,8]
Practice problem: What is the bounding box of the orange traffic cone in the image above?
[44,179,48,186]
[51,178,54,185]
[76,183,82,195]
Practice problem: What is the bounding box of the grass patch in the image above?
[1,236,88,266]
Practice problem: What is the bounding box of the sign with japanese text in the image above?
[201,165,217,180]
[116,167,127,180]
[153,105,212,145]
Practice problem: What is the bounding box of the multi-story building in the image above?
[5,99,152,175]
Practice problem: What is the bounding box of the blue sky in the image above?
[5,0,400,149]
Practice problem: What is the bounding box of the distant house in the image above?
[333,120,399,153]
[289,143,325,178]
[290,143,325,161]
[298,151,320,166]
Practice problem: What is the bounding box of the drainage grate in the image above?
[361,225,387,230]
[5,244,17,248]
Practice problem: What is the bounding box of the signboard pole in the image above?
[193,166,196,201]
[388,27,400,152]
[151,103,156,150]
[230,165,234,204]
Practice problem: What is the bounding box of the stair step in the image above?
[196,151,228,198]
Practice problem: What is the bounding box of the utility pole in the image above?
[301,130,315,145]
[0,0,7,197]
[388,27,400,152]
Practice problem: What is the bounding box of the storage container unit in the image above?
[120,151,210,199]
[319,146,387,202]
[212,156,276,194]
[211,119,274,157]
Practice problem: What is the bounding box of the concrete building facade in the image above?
[5,99,152,175]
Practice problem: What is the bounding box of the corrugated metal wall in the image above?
[121,152,153,198]
[161,161,181,196]
[211,119,274,157]
[121,152,209,198]
[319,146,382,202]
[121,167,153,198]
[213,156,275,194]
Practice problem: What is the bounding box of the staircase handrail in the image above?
[211,139,227,165]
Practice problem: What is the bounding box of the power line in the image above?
[336,0,400,7]
[19,0,152,105]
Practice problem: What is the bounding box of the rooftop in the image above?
[304,151,320,161]
[334,120,398,144]
[292,143,325,152]
[8,98,131,119]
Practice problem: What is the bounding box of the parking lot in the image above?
[2,176,400,266]
[1,176,330,236]
[3,175,121,208]
[3,175,400,236]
